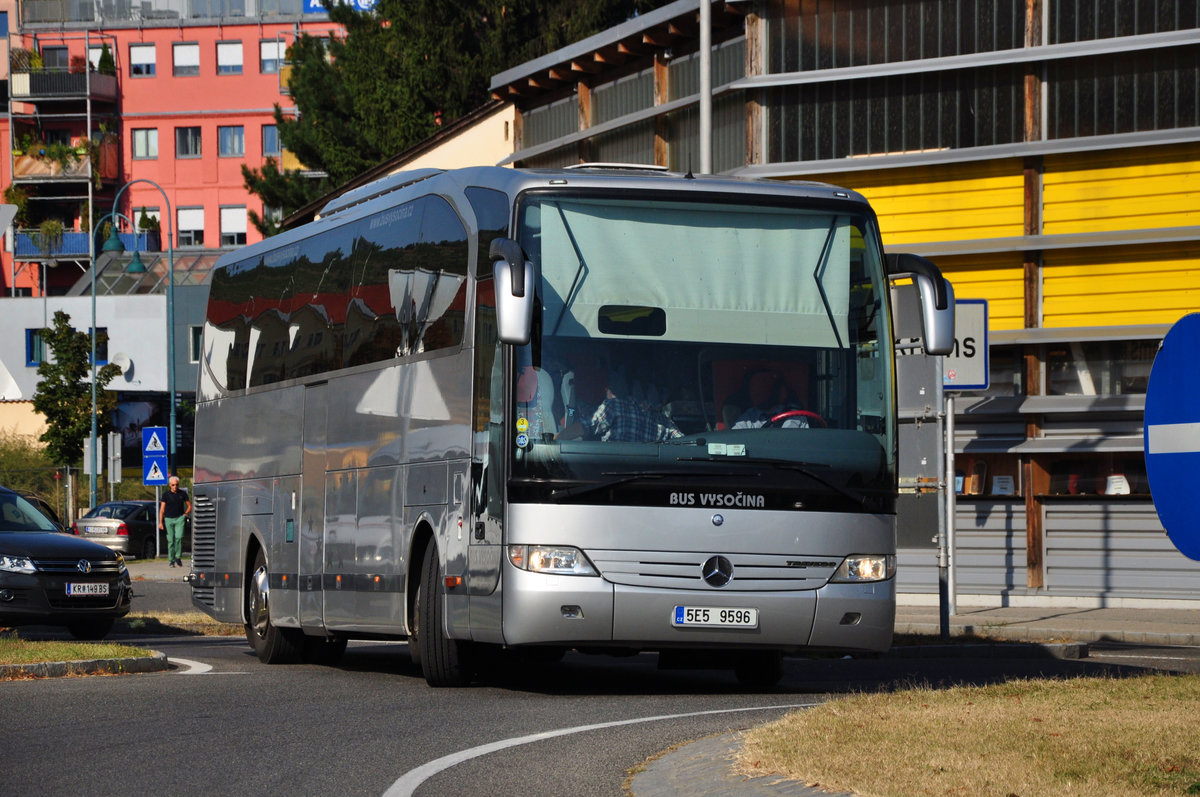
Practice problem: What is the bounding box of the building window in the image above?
[216,41,243,76]
[42,46,69,71]
[260,39,285,74]
[0,12,8,37]
[176,126,202,158]
[130,43,156,77]
[25,329,44,367]
[220,206,247,246]
[189,326,203,364]
[135,206,161,236]
[88,46,103,70]
[173,42,200,77]
[178,207,204,247]
[132,128,158,159]
[263,205,283,226]
[262,124,281,157]
[218,126,245,157]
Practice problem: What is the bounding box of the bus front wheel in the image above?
[246,548,302,664]
[415,543,474,687]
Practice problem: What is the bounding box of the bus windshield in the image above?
[509,193,897,513]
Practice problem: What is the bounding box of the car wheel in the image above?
[245,548,302,664]
[142,536,157,561]
[67,618,114,640]
[408,577,423,671]
[417,543,474,687]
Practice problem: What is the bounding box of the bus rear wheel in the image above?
[416,543,474,687]
[245,548,302,664]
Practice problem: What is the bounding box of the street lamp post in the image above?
[87,212,139,509]
[111,180,175,473]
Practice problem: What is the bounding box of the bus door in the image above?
[299,382,328,633]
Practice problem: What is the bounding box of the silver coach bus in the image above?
[189,165,953,687]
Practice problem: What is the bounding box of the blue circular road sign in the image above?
[1145,313,1200,561]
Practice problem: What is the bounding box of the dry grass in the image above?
[0,630,152,665]
[117,611,244,636]
[737,675,1200,796]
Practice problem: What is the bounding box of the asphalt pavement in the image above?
[121,558,1200,796]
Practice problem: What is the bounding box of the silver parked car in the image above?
[71,500,188,560]
[0,486,133,640]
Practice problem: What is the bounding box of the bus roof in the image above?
[216,164,871,274]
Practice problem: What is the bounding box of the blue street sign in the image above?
[1144,313,1200,560]
[142,426,168,486]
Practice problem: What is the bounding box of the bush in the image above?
[0,432,59,505]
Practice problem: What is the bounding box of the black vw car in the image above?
[0,487,133,640]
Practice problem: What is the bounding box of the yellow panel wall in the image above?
[810,160,1027,246]
[934,253,1026,331]
[1043,143,1200,235]
[1043,243,1200,328]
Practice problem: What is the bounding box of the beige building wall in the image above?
[0,401,46,440]
[388,104,516,173]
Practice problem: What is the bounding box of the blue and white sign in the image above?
[142,426,168,487]
[304,0,375,13]
[1144,314,1200,560]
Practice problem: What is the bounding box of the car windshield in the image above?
[504,193,896,513]
[0,493,62,532]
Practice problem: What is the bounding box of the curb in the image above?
[890,640,1088,660]
[0,650,171,680]
[897,621,1200,648]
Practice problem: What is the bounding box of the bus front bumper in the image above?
[500,567,895,654]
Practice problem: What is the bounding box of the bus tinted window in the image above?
[345,200,420,366]
[466,186,510,277]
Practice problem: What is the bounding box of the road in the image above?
[5,614,1197,797]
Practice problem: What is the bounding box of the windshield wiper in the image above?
[546,469,759,503]
[675,456,868,507]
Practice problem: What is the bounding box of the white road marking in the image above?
[384,702,816,797]
[1146,422,1200,454]
[168,657,213,674]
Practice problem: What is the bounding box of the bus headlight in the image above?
[507,545,598,576]
[830,554,894,583]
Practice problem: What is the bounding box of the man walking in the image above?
[159,476,191,568]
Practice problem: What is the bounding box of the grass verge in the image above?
[736,674,1200,796]
[0,630,153,665]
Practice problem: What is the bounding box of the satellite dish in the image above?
[111,353,133,379]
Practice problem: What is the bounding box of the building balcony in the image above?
[11,139,120,184]
[10,70,118,101]
[22,0,309,25]
[14,230,156,260]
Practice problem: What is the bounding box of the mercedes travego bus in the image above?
[188,164,953,687]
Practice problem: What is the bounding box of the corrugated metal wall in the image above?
[900,501,1200,601]
[1043,143,1200,235]
[934,253,1026,330]
[1043,242,1200,327]
[522,95,578,149]
[816,160,1027,246]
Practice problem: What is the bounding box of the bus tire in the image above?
[245,547,302,664]
[417,543,474,687]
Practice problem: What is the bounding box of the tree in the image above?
[243,0,669,236]
[31,311,122,466]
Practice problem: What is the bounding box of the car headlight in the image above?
[507,545,598,576]
[0,554,37,575]
[830,554,894,583]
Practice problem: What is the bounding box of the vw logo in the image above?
[702,555,734,587]
[76,559,92,574]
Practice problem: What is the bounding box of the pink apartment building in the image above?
[3,2,340,296]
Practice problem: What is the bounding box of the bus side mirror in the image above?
[887,253,955,355]
[489,238,535,345]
